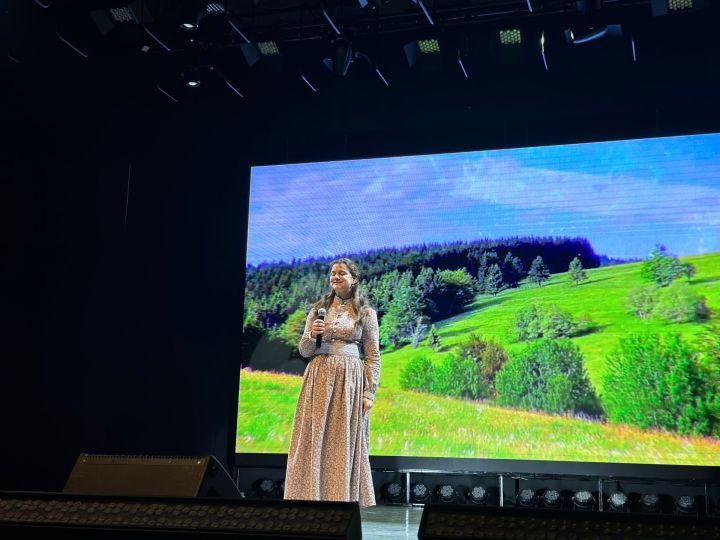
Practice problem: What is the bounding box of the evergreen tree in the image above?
[476,251,498,287]
[369,269,399,317]
[484,263,503,296]
[427,324,441,351]
[568,256,588,286]
[502,252,524,288]
[414,266,438,315]
[379,271,423,347]
[528,256,550,287]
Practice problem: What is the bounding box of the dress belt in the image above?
[315,340,360,358]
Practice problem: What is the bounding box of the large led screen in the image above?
[237,133,720,467]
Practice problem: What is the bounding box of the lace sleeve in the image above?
[298,308,318,358]
[361,309,381,401]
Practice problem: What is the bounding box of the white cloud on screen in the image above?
[246,135,720,264]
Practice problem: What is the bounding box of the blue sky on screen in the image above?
[247,133,720,265]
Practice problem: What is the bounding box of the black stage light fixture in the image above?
[675,495,696,515]
[323,37,353,77]
[205,2,225,16]
[436,484,458,504]
[494,28,527,65]
[572,490,595,510]
[651,0,709,16]
[383,481,405,504]
[252,478,280,498]
[639,493,660,513]
[89,0,148,37]
[607,491,629,512]
[242,41,282,71]
[241,43,261,67]
[499,28,522,45]
[411,482,432,504]
[176,0,208,30]
[466,485,488,505]
[258,41,280,56]
[404,38,441,70]
[540,488,562,509]
[517,488,537,508]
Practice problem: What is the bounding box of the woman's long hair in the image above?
[312,258,373,328]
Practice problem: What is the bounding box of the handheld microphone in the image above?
[315,308,327,348]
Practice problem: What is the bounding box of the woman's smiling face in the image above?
[329,263,355,298]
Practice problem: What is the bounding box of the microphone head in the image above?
[318,308,327,317]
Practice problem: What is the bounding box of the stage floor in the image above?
[360,504,423,539]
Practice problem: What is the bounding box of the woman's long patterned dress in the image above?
[284,295,381,508]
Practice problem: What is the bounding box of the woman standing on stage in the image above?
[284,258,380,508]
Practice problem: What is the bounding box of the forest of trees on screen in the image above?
[237,133,720,466]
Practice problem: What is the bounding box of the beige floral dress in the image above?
[283,295,381,507]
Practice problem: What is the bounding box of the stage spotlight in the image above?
[675,495,696,515]
[572,490,595,510]
[252,478,279,498]
[607,492,629,512]
[108,7,135,23]
[323,38,353,77]
[499,29,522,45]
[639,493,660,513]
[383,481,405,504]
[436,484,458,504]
[467,485,488,505]
[517,488,537,508]
[540,488,562,509]
[206,2,225,15]
[418,39,439,53]
[651,0,708,16]
[258,41,280,56]
[241,41,282,70]
[404,39,440,69]
[564,24,622,45]
[411,482,432,504]
[185,79,200,88]
[175,1,225,31]
[90,0,146,36]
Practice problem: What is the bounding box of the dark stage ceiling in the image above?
[2,1,717,106]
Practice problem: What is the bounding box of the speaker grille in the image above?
[63,454,210,498]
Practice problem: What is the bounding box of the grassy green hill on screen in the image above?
[237,253,720,465]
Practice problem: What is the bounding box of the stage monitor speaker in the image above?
[418,503,720,539]
[0,491,361,540]
[63,454,241,498]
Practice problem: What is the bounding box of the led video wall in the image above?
[237,133,720,467]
